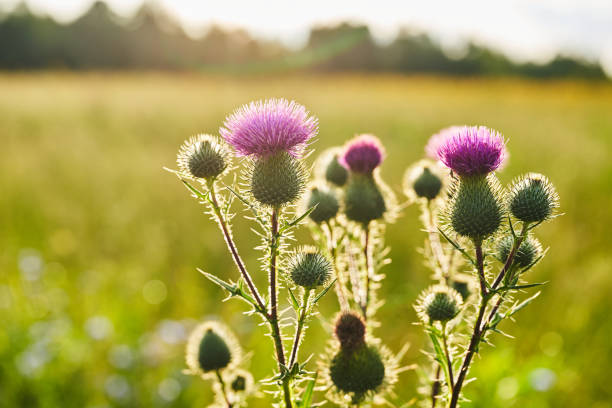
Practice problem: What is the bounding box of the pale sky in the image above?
[3,0,612,74]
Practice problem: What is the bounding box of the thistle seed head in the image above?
[177,134,230,180]
[509,173,559,223]
[334,312,366,351]
[288,247,332,289]
[250,151,307,207]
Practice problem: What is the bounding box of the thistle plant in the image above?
[167,102,559,407]
[406,125,559,408]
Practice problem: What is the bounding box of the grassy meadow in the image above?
[1,73,611,407]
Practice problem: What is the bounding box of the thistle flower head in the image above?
[339,134,385,175]
[287,247,332,289]
[425,126,462,159]
[177,134,231,180]
[185,321,242,377]
[508,173,559,223]
[416,285,463,324]
[306,185,340,223]
[436,126,507,177]
[334,311,366,351]
[497,235,543,269]
[220,98,318,159]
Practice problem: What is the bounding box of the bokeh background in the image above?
[1,1,611,407]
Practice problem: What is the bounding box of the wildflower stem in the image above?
[360,223,372,319]
[442,326,455,390]
[324,220,349,310]
[208,180,267,314]
[268,207,293,408]
[215,369,232,408]
[431,365,441,408]
[449,241,487,408]
[289,289,311,368]
[426,200,450,282]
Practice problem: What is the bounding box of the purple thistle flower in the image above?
[436,126,507,177]
[219,98,318,158]
[425,126,462,159]
[339,134,385,174]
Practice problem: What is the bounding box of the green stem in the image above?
[324,221,349,310]
[431,364,441,408]
[442,325,455,390]
[268,208,293,408]
[360,223,371,319]
[208,180,267,313]
[288,289,311,368]
[215,370,232,408]
[426,199,450,283]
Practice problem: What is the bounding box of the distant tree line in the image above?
[0,1,607,79]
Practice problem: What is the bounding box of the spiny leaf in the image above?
[288,287,300,312]
[508,291,541,317]
[279,205,318,235]
[299,372,318,408]
[438,227,476,266]
[427,329,452,389]
[313,278,337,304]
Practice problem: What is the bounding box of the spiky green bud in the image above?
[307,187,339,223]
[344,175,386,225]
[288,248,332,289]
[451,278,471,301]
[177,134,230,180]
[509,173,559,223]
[250,152,307,207]
[447,175,504,242]
[417,286,462,323]
[231,375,246,392]
[197,328,232,372]
[330,344,385,396]
[325,154,348,186]
[497,235,542,269]
[334,312,366,351]
[413,166,443,200]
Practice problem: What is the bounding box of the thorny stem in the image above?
[289,289,311,368]
[431,365,442,408]
[268,208,293,408]
[360,223,372,319]
[450,224,531,408]
[426,200,450,282]
[215,370,232,408]
[208,181,267,314]
[449,241,486,408]
[442,325,455,390]
[324,221,349,310]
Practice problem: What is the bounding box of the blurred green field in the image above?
[1,73,611,408]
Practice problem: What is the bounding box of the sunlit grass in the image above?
[1,73,611,407]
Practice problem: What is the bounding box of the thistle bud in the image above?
[412,167,443,200]
[288,248,332,290]
[344,175,386,225]
[330,344,385,396]
[186,322,241,376]
[446,175,504,242]
[509,173,559,223]
[325,154,349,186]
[497,235,542,269]
[334,312,366,351]
[250,151,307,207]
[451,277,471,301]
[417,286,462,324]
[229,370,253,393]
[307,186,339,223]
[177,134,230,180]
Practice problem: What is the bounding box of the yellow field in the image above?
[1,73,611,407]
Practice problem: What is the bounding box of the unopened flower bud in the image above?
[186,322,241,376]
[344,175,386,225]
[451,277,471,301]
[497,235,542,269]
[288,248,332,290]
[307,187,339,223]
[447,175,504,242]
[229,370,253,393]
[509,173,559,223]
[417,286,462,324]
[412,166,443,200]
[250,151,306,207]
[177,134,230,180]
[334,312,366,351]
[330,344,385,396]
[325,154,349,186]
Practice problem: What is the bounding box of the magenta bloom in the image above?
[436,126,506,177]
[339,134,385,174]
[425,126,462,159]
[220,98,318,158]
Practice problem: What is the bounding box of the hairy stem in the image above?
[268,208,293,408]
[324,221,349,310]
[360,223,371,319]
[289,289,311,368]
[449,241,486,408]
[426,200,450,282]
[208,181,266,313]
[215,370,232,408]
[431,364,441,408]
